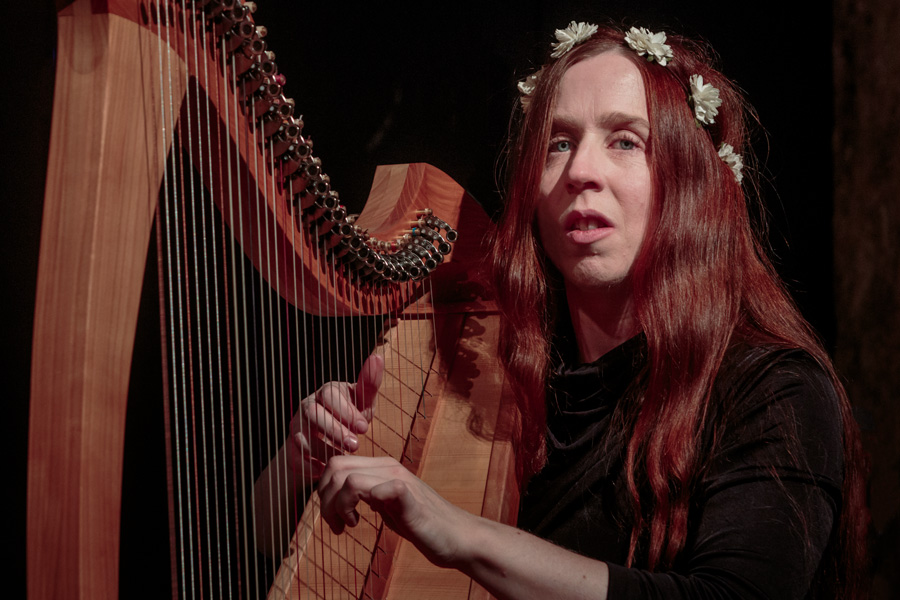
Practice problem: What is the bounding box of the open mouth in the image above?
[565,212,612,232]
[562,211,614,245]
[569,217,609,231]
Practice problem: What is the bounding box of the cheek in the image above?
[624,188,653,247]
[534,202,554,247]
[538,167,558,202]
[536,169,568,228]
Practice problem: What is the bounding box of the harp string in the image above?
[209,17,243,598]
[318,230,335,594]
[204,6,248,595]
[161,3,235,596]
[181,3,213,594]
[267,132,289,577]
[175,2,198,594]
[350,278,365,597]
[222,20,253,598]
[347,241,374,599]
[189,6,225,594]
[150,2,448,597]
[251,58,274,577]
[287,171,314,597]
[312,225,329,595]
[151,0,181,596]
[156,1,195,596]
[265,98,299,586]
[256,21,296,589]
[328,251,350,595]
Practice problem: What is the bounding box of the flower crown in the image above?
[517,23,744,184]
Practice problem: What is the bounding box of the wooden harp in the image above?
[26,1,519,598]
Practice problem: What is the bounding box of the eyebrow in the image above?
[551,111,651,135]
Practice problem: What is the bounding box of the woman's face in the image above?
[536,51,652,295]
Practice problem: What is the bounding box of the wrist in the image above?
[450,515,515,577]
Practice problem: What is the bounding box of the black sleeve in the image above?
[606,354,844,599]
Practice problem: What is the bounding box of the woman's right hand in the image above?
[287,353,384,482]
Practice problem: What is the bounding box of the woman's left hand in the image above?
[317,455,474,569]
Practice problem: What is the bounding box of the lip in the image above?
[563,210,613,245]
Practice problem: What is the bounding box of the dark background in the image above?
[4,1,837,597]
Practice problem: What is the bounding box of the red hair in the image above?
[490,24,869,598]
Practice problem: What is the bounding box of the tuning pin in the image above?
[263,101,297,139]
[247,79,281,118]
[425,216,458,242]
[266,117,297,155]
[411,237,445,263]
[308,174,331,197]
[205,0,236,20]
[231,37,266,76]
[224,19,255,53]
[214,2,248,34]
[241,51,278,94]
[280,143,314,179]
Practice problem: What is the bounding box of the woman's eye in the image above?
[550,140,571,153]
[615,138,637,151]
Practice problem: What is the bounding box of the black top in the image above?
[518,336,843,599]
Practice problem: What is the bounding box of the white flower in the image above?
[689,74,722,125]
[517,72,539,97]
[718,143,744,183]
[517,70,542,111]
[624,27,673,66]
[550,21,598,58]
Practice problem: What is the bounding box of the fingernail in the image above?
[343,435,359,451]
[354,419,368,434]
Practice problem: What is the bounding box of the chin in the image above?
[563,263,631,293]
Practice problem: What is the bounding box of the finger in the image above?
[324,454,405,472]
[351,354,384,424]
[290,430,335,469]
[365,479,413,531]
[317,456,405,508]
[318,456,406,502]
[295,399,359,455]
[321,472,387,534]
[316,381,372,437]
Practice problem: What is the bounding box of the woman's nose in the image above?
[564,143,603,193]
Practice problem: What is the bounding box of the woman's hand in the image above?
[317,455,475,569]
[254,354,384,554]
[288,353,384,482]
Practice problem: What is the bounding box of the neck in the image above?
[565,280,640,364]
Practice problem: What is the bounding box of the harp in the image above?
[25,1,519,598]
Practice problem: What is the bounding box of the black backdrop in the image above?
[4,1,833,597]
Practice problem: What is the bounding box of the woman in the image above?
[295,22,869,599]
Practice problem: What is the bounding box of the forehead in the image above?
[554,52,648,120]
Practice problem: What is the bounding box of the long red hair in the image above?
[490,24,869,598]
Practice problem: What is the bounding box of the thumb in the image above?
[353,353,384,414]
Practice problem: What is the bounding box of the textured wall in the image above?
[833,0,900,597]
